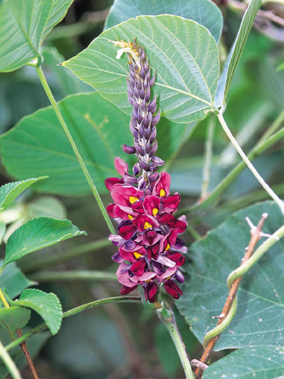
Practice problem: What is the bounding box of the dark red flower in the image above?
[164,281,183,299]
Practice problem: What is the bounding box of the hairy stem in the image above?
[157,305,195,379]
[217,112,284,214]
[35,66,115,235]
[21,239,111,273]
[0,340,22,379]
[195,214,268,378]
[28,270,117,283]
[5,296,141,353]
[0,290,39,379]
[201,117,215,199]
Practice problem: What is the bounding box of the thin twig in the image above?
[0,289,39,379]
[195,213,268,378]
[16,330,39,379]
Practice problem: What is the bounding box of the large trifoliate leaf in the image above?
[105,0,223,42]
[0,261,33,299]
[215,0,261,106]
[3,217,86,267]
[0,93,195,196]
[0,0,74,72]
[63,15,219,124]
[0,177,47,212]
[0,307,31,334]
[9,289,62,335]
[177,201,284,349]
[203,346,284,379]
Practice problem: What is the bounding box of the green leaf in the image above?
[177,201,284,349]
[215,0,261,107]
[0,261,33,299]
[0,307,31,334]
[202,346,284,379]
[3,217,86,267]
[0,93,194,196]
[0,0,74,72]
[10,289,62,335]
[105,0,223,42]
[42,46,93,97]
[0,222,6,244]
[0,177,47,212]
[63,15,219,124]
[27,196,67,220]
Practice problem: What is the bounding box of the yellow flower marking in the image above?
[165,244,170,251]
[144,222,153,230]
[128,215,134,220]
[152,208,159,216]
[159,189,166,197]
[129,196,139,204]
[134,252,143,259]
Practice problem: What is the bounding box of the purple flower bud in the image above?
[139,160,150,171]
[148,98,157,113]
[150,127,157,143]
[151,156,164,166]
[152,111,161,125]
[145,87,151,102]
[175,270,185,283]
[130,123,139,139]
[138,176,146,189]
[140,65,145,79]
[134,87,140,99]
[135,142,145,156]
[149,172,159,182]
[150,141,158,155]
[144,126,151,139]
[109,234,126,247]
[132,108,138,120]
[112,252,124,263]
[133,163,141,176]
[149,73,156,87]
[145,70,150,83]
[139,89,145,99]
[124,240,136,251]
[144,58,149,72]
[145,141,152,154]
[122,144,136,154]
[125,174,138,185]
[127,94,134,106]
[138,123,144,138]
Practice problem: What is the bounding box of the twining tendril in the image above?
[195,213,284,379]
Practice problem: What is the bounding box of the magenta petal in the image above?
[162,194,181,214]
[111,186,143,207]
[164,281,183,299]
[105,177,124,191]
[130,259,146,276]
[159,267,177,282]
[114,157,129,176]
[153,172,171,197]
[153,255,176,268]
[131,271,157,283]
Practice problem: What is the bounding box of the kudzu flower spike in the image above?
[106,40,187,303]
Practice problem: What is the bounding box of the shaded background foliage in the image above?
[0,0,284,378]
